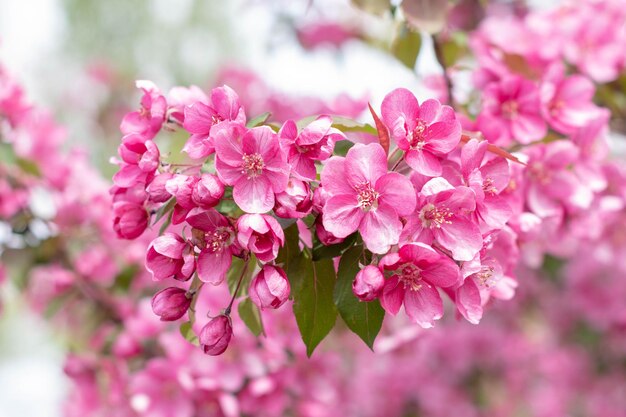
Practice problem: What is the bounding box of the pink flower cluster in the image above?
[110,72,524,354]
[457,0,620,269]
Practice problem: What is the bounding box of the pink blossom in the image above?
[145,233,195,281]
[477,76,547,145]
[186,208,239,285]
[146,172,174,203]
[166,85,208,125]
[192,173,225,209]
[401,177,482,261]
[151,287,192,321]
[524,141,590,220]
[321,143,416,254]
[274,178,313,219]
[279,115,344,180]
[381,88,461,176]
[249,265,290,310]
[113,200,148,240]
[120,80,167,140]
[236,214,285,263]
[199,315,233,356]
[164,174,199,224]
[540,64,600,134]
[458,139,512,232]
[113,134,159,187]
[353,265,385,302]
[215,123,289,213]
[165,175,198,210]
[182,85,246,159]
[379,243,460,327]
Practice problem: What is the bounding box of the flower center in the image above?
[419,203,453,229]
[241,153,265,178]
[211,114,224,125]
[355,182,379,211]
[409,119,428,149]
[476,265,496,287]
[398,263,423,291]
[296,144,315,154]
[501,100,519,119]
[549,100,564,116]
[206,227,234,253]
[482,177,498,195]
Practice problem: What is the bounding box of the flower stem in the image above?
[224,254,250,316]
[432,34,455,109]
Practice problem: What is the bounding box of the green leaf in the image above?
[246,112,271,128]
[179,321,199,345]
[312,232,357,261]
[276,223,300,267]
[152,198,176,226]
[0,142,17,164]
[238,297,265,337]
[391,24,422,70]
[290,255,338,356]
[113,265,138,292]
[333,140,354,157]
[334,245,384,349]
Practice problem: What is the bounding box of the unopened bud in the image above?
[249,265,290,310]
[352,265,384,302]
[151,287,191,321]
[199,315,233,356]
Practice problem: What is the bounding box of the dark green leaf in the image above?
[246,112,271,128]
[152,198,176,226]
[391,25,422,69]
[312,232,357,261]
[180,321,199,345]
[333,140,354,157]
[334,245,384,349]
[290,255,338,356]
[238,297,265,337]
[276,223,300,267]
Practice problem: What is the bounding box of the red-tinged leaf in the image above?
[368,103,390,155]
[460,134,526,166]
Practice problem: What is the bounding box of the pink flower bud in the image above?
[274,178,313,219]
[147,172,174,203]
[192,173,225,209]
[199,315,232,356]
[113,201,148,240]
[113,134,160,187]
[145,233,195,281]
[165,174,199,209]
[249,265,290,310]
[236,214,285,262]
[352,265,384,302]
[151,287,192,321]
[315,217,344,246]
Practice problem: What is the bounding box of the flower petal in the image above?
[403,284,443,328]
[376,173,416,216]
